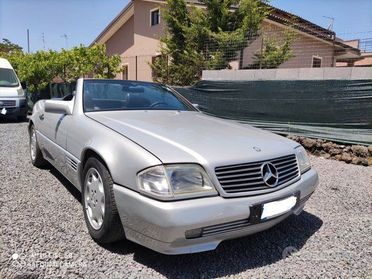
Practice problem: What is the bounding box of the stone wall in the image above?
[287,136,372,166]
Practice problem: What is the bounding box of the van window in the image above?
[0,68,19,87]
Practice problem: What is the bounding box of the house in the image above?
[91,0,362,81]
[336,38,372,67]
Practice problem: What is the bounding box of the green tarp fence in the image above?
[25,80,372,145]
[175,80,372,145]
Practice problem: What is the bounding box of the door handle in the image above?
[39,114,44,120]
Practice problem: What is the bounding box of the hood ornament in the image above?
[261,163,279,187]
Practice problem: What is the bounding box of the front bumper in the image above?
[113,168,318,254]
[0,97,27,117]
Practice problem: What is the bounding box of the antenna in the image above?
[323,16,335,31]
[60,34,68,49]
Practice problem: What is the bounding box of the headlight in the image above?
[137,164,217,199]
[17,88,24,96]
[295,146,311,174]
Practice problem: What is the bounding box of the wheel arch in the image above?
[28,120,34,134]
[80,148,112,186]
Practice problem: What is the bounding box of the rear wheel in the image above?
[29,125,47,167]
[82,157,125,243]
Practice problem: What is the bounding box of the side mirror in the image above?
[21,81,27,89]
[44,100,72,115]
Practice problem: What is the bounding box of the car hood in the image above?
[87,111,298,167]
[0,86,21,97]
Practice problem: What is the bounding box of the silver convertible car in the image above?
[29,78,318,254]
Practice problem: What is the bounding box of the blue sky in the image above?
[0,0,371,52]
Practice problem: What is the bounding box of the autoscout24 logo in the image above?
[7,228,87,270]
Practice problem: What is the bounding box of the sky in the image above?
[0,0,371,52]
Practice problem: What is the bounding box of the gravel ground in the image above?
[0,120,371,279]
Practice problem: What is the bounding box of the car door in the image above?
[55,112,81,187]
[37,102,69,173]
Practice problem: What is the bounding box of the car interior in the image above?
[83,82,190,112]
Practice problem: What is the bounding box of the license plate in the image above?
[261,196,297,220]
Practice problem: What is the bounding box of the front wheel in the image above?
[82,157,125,243]
[29,125,47,167]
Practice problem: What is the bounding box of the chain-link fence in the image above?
[113,25,371,83]
[201,23,371,70]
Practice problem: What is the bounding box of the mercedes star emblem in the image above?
[253,146,261,152]
[261,162,279,187]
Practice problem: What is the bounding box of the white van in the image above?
[0,58,27,120]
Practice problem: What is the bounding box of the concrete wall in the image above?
[203,67,372,81]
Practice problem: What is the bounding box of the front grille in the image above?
[0,100,16,108]
[215,154,299,194]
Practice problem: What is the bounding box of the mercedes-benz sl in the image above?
[29,78,318,254]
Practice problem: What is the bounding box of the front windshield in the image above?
[0,68,19,87]
[83,80,194,112]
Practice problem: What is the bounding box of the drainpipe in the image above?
[331,31,336,67]
[135,55,138,81]
[259,35,264,69]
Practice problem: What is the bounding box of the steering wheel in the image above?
[150,101,167,108]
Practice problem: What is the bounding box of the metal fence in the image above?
[114,25,371,83]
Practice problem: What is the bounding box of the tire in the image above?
[29,124,47,168]
[82,157,125,243]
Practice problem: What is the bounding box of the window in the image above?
[83,80,195,112]
[122,65,128,80]
[312,56,322,68]
[150,9,160,26]
[0,68,19,87]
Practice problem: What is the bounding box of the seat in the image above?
[127,94,151,109]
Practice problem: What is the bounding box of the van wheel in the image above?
[82,157,125,243]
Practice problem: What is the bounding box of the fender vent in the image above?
[66,156,78,172]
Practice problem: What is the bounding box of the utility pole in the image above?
[27,29,30,53]
[61,34,68,49]
[42,33,46,50]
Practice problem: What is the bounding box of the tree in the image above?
[89,44,121,79]
[151,0,207,85]
[249,29,296,69]
[6,50,59,93]
[55,45,121,82]
[0,38,22,54]
[151,0,270,85]
[3,45,121,93]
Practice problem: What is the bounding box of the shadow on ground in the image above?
[109,211,322,278]
[50,164,323,278]
[49,167,82,203]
